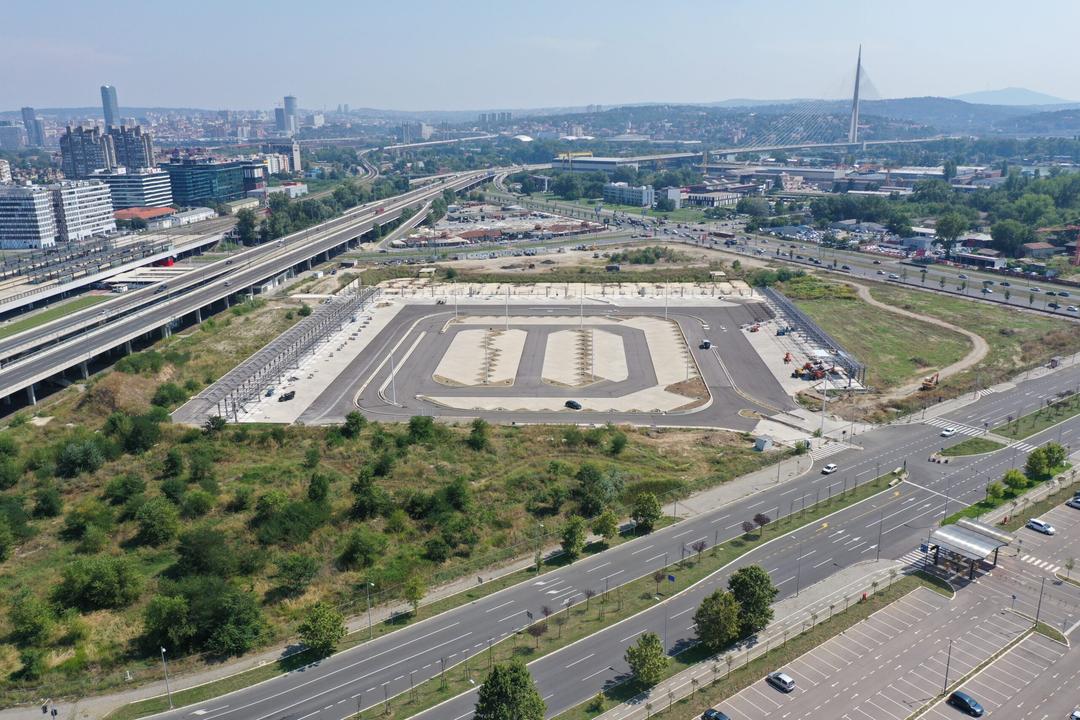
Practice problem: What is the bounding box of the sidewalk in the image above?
[596,559,905,720]
[22,452,819,720]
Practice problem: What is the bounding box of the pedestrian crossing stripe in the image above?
[923,417,984,436]
[1010,441,1038,453]
[808,443,851,461]
[1021,554,1061,574]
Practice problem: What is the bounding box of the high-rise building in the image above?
[101,84,120,128]
[283,95,298,134]
[20,107,46,147]
[161,157,246,206]
[60,125,117,178]
[51,180,116,242]
[400,121,433,143]
[275,107,288,133]
[0,160,11,184]
[95,167,173,208]
[0,185,58,249]
[108,125,155,169]
[0,122,27,151]
[261,140,302,173]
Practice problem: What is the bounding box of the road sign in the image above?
[667,575,676,583]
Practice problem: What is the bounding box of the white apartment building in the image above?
[0,159,11,184]
[96,167,173,208]
[603,182,655,207]
[0,185,58,249]
[51,180,116,242]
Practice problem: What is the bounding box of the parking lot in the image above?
[921,632,1068,719]
[710,585,1032,720]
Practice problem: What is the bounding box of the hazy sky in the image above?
[4,0,1078,112]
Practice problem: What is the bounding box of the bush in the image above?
[62,499,114,540]
[115,350,165,375]
[254,500,329,546]
[174,527,239,577]
[76,526,108,554]
[152,382,188,408]
[298,601,345,657]
[103,474,146,505]
[424,536,451,563]
[0,518,12,562]
[0,457,20,490]
[143,576,266,656]
[631,492,663,534]
[181,489,216,519]
[8,589,53,646]
[55,440,106,478]
[136,498,180,546]
[57,556,142,610]
[338,527,387,569]
[273,553,320,596]
[32,485,63,518]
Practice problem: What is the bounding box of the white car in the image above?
[1026,518,1056,535]
[940,427,957,437]
[821,463,838,474]
[1070,711,1080,720]
[1067,306,1078,313]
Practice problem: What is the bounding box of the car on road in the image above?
[821,463,838,474]
[1001,281,1010,286]
[766,671,796,692]
[1026,518,1056,535]
[701,710,731,720]
[888,273,900,280]
[877,270,886,275]
[841,264,851,270]
[1068,306,1078,313]
[1060,291,1071,297]
[1049,302,1061,309]
[957,273,968,279]
[1046,290,1057,296]
[947,690,984,716]
[565,400,582,410]
[1070,710,1080,720]
[1031,287,1042,293]
[981,288,992,294]
[872,259,881,265]
[940,427,957,437]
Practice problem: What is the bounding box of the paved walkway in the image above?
[596,559,905,720]
[20,451,818,720]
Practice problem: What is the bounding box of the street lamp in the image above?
[160,647,174,709]
[365,581,375,640]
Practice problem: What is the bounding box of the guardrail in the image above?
[760,286,867,386]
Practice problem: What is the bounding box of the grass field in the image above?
[792,296,972,391]
[939,438,1005,456]
[0,294,110,340]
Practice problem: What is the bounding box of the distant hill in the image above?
[952,87,1071,106]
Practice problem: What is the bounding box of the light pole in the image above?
[1035,576,1046,627]
[942,639,954,692]
[535,522,545,574]
[365,581,375,640]
[875,507,884,561]
[160,646,174,709]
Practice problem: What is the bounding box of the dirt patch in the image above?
[78,372,159,414]
[666,376,708,400]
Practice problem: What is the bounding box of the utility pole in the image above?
[1035,576,1046,627]
[160,647,174,709]
[942,639,953,692]
[365,581,375,639]
[876,507,884,560]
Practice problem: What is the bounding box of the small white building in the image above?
[603,182,654,207]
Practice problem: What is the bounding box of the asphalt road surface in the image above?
[147,362,1080,720]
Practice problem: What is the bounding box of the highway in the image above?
[0,171,493,403]
[146,361,1080,720]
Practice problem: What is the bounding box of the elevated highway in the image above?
[0,170,493,406]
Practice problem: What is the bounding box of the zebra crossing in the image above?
[923,417,985,437]
[808,442,852,461]
[897,548,932,568]
[1010,439,1039,453]
[1021,554,1062,574]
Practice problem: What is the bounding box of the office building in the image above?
[0,185,58,249]
[21,107,46,147]
[51,180,116,242]
[0,160,11,184]
[60,125,117,178]
[108,125,155,169]
[306,113,324,128]
[603,182,655,207]
[101,84,120,128]
[261,140,302,173]
[241,160,267,192]
[401,121,433,143]
[161,156,245,205]
[283,95,298,134]
[0,122,27,151]
[95,167,173,208]
[275,107,288,133]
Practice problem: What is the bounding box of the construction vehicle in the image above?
[749,324,760,333]
[920,372,939,391]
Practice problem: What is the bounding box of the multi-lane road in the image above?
[142,358,1080,720]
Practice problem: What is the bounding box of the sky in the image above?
[4,0,1079,112]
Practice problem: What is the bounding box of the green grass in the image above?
[992,394,1080,440]
[999,470,1078,531]
[0,294,110,340]
[939,438,1005,457]
[944,464,1073,526]
[1034,622,1068,644]
[558,574,948,720]
[792,296,971,391]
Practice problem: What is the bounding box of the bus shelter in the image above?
[925,519,1013,580]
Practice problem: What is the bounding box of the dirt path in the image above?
[849,282,989,400]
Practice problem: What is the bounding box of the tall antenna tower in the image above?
[848,45,862,144]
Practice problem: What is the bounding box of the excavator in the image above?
[920,372,939,391]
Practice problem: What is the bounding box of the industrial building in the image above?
[51,180,116,242]
[0,185,58,249]
[553,156,639,174]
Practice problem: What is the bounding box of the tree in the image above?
[404,573,426,615]
[467,418,490,451]
[526,621,548,647]
[728,565,778,634]
[742,520,756,537]
[307,472,330,503]
[1002,468,1028,493]
[625,631,668,687]
[609,431,628,455]
[1024,445,1052,480]
[753,513,772,538]
[990,219,1033,257]
[338,526,387,569]
[8,590,53,646]
[57,556,142,610]
[986,482,1005,502]
[273,553,319,596]
[235,208,259,245]
[934,213,968,258]
[136,497,180,546]
[631,492,663,534]
[298,601,346,657]
[0,518,13,562]
[474,661,546,720]
[143,594,196,651]
[203,415,227,436]
[574,463,624,516]
[1065,557,1075,579]
[342,411,366,439]
[592,509,619,545]
[693,589,741,651]
[350,467,387,519]
[1042,442,1067,470]
[561,515,588,560]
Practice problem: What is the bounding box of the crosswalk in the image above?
[1021,554,1062,574]
[898,549,932,568]
[923,417,985,437]
[1010,440,1039,453]
[808,442,852,461]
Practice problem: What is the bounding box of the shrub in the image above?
[255,500,329,546]
[273,553,320,596]
[32,485,63,518]
[103,474,146,505]
[143,576,265,656]
[8,589,54,646]
[136,498,180,546]
[0,457,20,490]
[338,527,387,570]
[151,382,188,408]
[57,556,142,610]
[62,499,114,541]
[161,477,187,504]
[181,489,216,519]
[174,527,238,577]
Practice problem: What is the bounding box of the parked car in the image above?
[1068,306,1078,313]
[264,387,275,397]
[565,400,582,410]
[940,427,957,437]
[821,463,838,474]
[701,711,731,720]
[841,264,851,270]
[766,671,796,693]
[947,691,984,717]
[957,273,968,279]
[1026,518,1056,535]
[888,273,900,280]
[1049,302,1061,309]
[278,390,296,402]
[1065,497,1080,510]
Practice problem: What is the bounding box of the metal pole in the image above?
[160,647,173,709]
[943,639,953,692]
[1035,576,1046,627]
[876,508,884,561]
[795,532,805,597]
[366,582,373,640]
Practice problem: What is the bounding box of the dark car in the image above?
[702,710,731,720]
[278,390,296,402]
[947,691,984,716]
[565,400,582,410]
[841,264,851,270]
[872,259,881,264]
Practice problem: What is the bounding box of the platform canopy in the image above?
[930,523,1010,562]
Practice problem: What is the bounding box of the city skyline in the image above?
[3,0,1079,112]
